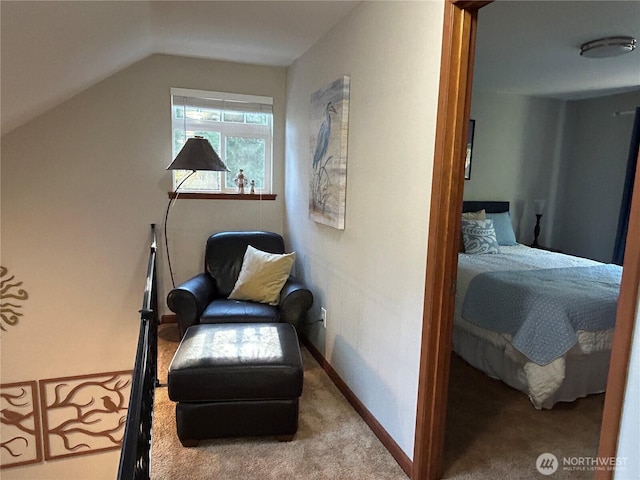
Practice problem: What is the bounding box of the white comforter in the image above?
[455,244,614,407]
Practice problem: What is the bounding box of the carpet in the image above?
[151,325,605,479]
[150,324,408,480]
[443,353,604,480]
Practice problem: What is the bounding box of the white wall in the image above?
[0,54,285,479]
[615,292,640,480]
[465,91,566,245]
[284,1,444,458]
[554,90,640,262]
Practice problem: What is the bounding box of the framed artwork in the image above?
[465,119,475,180]
[309,76,350,230]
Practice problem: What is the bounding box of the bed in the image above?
[453,201,622,408]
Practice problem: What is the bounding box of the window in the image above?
[170,88,273,194]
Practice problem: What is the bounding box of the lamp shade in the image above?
[533,199,547,215]
[167,136,228,171]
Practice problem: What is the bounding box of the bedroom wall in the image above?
[284,0,443,458]
[553,89,640,262]
[465,91,566,246]
[466,89,640,259]
[0,54,285,479]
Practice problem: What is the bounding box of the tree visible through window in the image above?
[171,88,273,193]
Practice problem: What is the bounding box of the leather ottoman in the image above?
[168,322,303,447]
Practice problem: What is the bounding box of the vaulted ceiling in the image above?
[2,1,639,137]
[0,1,359,136]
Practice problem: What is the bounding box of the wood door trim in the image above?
[412,1,484,479]
[596,147,640,479]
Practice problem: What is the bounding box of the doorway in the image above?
[412,1,640,479]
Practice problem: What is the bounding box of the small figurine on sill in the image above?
[250,180,255,195]
[234,169,247,194]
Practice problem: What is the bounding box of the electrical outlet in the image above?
[321,307,327,328]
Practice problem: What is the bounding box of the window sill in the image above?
[167,192,277,200]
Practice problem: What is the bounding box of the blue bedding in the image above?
[462,264,622,365]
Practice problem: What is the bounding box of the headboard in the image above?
[462,201,509,214]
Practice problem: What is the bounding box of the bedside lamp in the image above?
[164,136,229,287]
[531,199,546,247]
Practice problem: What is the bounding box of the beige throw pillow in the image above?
[228,245,296,305]
[462,209,486,221]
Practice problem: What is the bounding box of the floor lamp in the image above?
[164,136,228,288]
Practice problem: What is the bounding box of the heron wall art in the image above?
[309,76,350,230]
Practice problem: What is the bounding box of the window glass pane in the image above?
[191,131,221,152]
[185,107,220,122]
[225,137,266,189]
[174,170,221,191]
[246,112,268,125]
[223,111,245,123]
[173,131,222,191]
[171,89,273,193]
[173,130,221,157]
[173,129,186,155]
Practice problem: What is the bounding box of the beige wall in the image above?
[3,1,447,473]
[284,1,444,457]
[0,54,285,479]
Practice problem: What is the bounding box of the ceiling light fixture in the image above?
[580,36,637,58]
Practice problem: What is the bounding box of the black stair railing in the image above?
[117,224,159,480]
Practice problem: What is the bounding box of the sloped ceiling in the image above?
[2,1,639,137]
[0,1,359,136]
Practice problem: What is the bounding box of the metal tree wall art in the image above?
[0,382,43,469]
[309,76,350,230]
[39,371,132,460]
[0,266,29,331]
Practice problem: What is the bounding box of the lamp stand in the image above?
[532,214,542,247]
[164,170,196,288]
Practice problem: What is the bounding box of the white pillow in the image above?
[228,245,295,305]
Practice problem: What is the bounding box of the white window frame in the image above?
[170,87,273,194]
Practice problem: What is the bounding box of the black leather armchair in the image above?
[167,231,313,337]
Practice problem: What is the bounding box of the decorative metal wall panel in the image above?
[0,381,43,469]
[39,371,132,461]
[0,266,29,331]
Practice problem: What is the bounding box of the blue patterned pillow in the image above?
[461,219,501,254]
